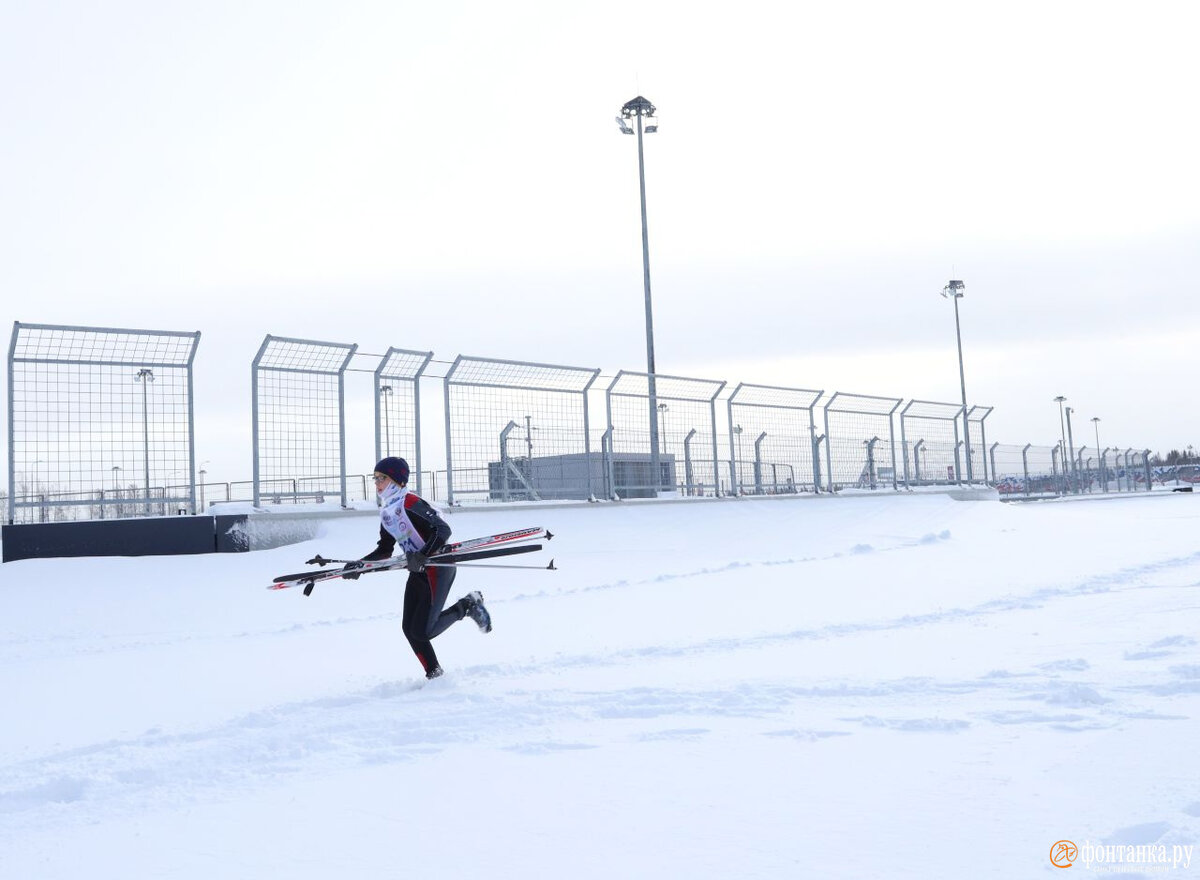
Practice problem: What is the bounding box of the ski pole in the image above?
[426,560,557,571]
[305,555,358,566]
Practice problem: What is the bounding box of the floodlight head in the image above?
[941,279,965,299]
[1054,395,1066,403]
[620,95,656,119]
[644,123,658,133]
[615,116,634,135]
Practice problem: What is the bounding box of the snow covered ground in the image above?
[1,491,1198,879]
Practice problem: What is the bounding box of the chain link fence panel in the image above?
[251,335,356,507]
[443,356,600,505]
[605,371,725,498]
[7,321,200,524]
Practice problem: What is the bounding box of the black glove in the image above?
[405,551,427,573]
[341,561,366,580]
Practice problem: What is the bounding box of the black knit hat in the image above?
[374,456,410,485]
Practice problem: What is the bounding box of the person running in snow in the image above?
[343,456,491,679]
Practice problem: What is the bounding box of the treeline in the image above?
[1151,447,1198,465]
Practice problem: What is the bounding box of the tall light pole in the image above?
[617,95,662,491]
[941,279,972,482]
[1092,417,1103,492]
[1065,406,1077,492]
[1054,396,1068,486]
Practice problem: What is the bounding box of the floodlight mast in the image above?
[941,280,972,482]
[1054,396,1069,489]
[617,95,664,493]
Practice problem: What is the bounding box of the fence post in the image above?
[753,431,767,494]
[683,428,697,496]
[887,401,901,490]
[823,395,836,493]
[865,436,879,489]
[443,358,457,506]
[1022,443,1032,497]
[812,429,825,493]
[602,426,616,500]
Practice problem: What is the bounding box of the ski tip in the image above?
[547,558,556,570]
[545,530,554,541]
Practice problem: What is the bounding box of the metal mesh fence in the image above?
[251,335,357,507]
[966,405,993,483]
[821,392,902,491]
[375,348,433,496]
[898,400,964,485]
[9,317,1173,523]
[1126,450,1152,490]
[7,322,200,523]
[727,383,823,495]
[988,443,1060,496]
[605,371,726,498]
[1110,448,1139,491]
[444,356,600,505]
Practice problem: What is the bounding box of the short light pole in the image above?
[524,415,536,463]
[1092,417,1104,492]
[198,461,209,512]
[111,465,122,490]
[617,95,662,491]
[941,280,972,481]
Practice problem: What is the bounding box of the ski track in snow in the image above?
[7,538,1200,666]
[3,541,1199,844]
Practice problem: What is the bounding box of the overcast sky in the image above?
[3,1,1198,481]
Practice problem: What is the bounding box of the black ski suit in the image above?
[362,489,465,674]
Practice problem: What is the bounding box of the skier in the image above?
[343,456,491,679]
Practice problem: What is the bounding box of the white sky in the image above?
[3,1,1198,481]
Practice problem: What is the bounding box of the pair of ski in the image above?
[269,525,554,594]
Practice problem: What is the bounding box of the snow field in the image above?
[1,491,1198,878]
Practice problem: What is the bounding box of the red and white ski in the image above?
[268,526,553,592]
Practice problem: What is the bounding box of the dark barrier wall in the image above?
[2,515,250,563]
